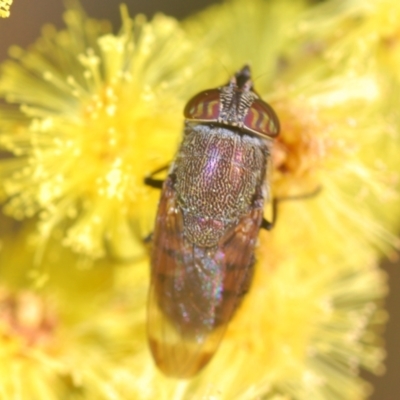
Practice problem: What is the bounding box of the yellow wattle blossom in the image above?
[0,200,389,400]
[0,214,143,399]
[0,0,12,18]
[0,4,212,259]
[182,0,400,398]
[287,0,400,79]
[0,0,399,399]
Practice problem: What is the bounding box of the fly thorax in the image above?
[174,124,269,246]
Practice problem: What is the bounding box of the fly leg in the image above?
[261,198,278,231]
[144,164,170,189]
[143,165,170,244]
[261,186,322,231]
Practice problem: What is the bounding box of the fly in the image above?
[145,65,280,378]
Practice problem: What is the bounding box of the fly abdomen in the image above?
[152,240,255,339]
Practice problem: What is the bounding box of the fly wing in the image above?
[148,176,263,378]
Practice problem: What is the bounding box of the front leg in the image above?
[261,186,321,231]
[144,164,170,189]
[261,198,277,231]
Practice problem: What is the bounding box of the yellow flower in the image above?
[0,0,12,18]
[0,0,399,399]
[0,4,213,259]
[0,211,388,400]
[0,212,143,399]
[287,0,400,79]
[180,0,400,398]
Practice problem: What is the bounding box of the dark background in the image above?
[0,1,398,399]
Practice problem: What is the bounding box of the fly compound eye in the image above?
[184,89,220,122]
[243,98,280,138]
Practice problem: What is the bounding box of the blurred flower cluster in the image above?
[0,0,399,398]
[0,0,12,18]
